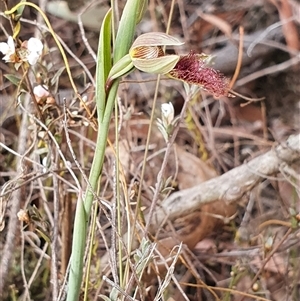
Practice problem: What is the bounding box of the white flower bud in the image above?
[33,85,49,98]
[161,102,174,126]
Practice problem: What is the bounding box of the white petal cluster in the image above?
[26,37,44,65]
[0,36,16,63]
[0,36,43,66]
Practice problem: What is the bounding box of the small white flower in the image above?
[33,85,49,98]
[161,102,174,126]
[26,37,43,65]
[157,102,176,143]
[0,36,16,63]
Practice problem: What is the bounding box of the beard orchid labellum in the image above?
[106,32,231,97]
[168,51,230,97]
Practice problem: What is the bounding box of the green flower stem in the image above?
[66,0,143,300]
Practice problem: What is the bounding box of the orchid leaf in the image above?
[95,9,112,121]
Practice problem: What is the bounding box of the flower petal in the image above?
[7,36,15,52]
[132,54,180,74]
[33,85,50,98]
[0,42,9,55]
[131,32,184,49]
[27,51,40,65]
[27,37,43,54]
[168,52,230,96]
[0,36,15,62]
[130,46,164,59]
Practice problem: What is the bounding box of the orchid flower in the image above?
[106,32,183,90]
[107,32,231,97]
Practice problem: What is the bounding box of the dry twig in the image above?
[147,134,300,231]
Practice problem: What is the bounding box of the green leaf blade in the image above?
[95,9,112,121]
[66,197,87,301]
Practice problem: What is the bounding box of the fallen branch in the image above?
[146,134,300,231]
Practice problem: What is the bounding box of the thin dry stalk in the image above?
[0,96,30,296]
